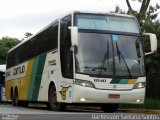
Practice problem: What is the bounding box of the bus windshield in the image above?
[74,13,145,78]
[75,14,140,33]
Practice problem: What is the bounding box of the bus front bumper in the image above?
[72,85,145,104]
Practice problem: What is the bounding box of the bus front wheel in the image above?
[48,86,66,111]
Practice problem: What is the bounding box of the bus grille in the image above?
[94,83,134,90]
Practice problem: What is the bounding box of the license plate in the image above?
[108,94,120,99]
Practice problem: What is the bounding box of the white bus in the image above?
[0,64,6,102]
[5,11,157,112]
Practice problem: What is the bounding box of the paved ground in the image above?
[0,104,160,120]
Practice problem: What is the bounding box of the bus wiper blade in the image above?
[98,41,109,76]
[115,42,132,78]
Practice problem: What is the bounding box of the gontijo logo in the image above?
[59,85,71,100]
[13,65,25,76]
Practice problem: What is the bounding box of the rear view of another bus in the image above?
[0,64,6,102]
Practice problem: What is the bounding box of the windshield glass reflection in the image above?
[75,32,145,77]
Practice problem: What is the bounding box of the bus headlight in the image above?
[74,79,95,88]
[134,82,146,89]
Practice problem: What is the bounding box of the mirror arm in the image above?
[145,52,154,56]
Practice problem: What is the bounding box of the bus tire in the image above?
[100,104,119,113]
[48,85,66,111]
[10,88,14,104]
[12,89,19,106]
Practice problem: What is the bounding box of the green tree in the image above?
[126,0,151,14]
[0,37,20,64]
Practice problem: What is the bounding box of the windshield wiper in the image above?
[98,41,109,76]
[102,41,109,64]
[115,42,132,78]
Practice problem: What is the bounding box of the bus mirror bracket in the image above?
[143,33,157,55]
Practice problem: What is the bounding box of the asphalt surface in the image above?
[0,104,160,120]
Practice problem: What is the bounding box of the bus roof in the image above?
[73,11,135,18]
[8,11,136,53]
[0,65,6,72]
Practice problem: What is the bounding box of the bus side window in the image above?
[60,15,73,79]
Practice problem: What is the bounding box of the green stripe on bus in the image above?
[32,53,47,101]
[119,79,128,84]
[110,79,128,84]
[27,57,40,100]
[110,79,121,84]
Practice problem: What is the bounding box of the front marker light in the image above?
[80,98,86,102]
[74,79,95,88]
[134,82,146,89]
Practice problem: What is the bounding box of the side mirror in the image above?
[143,33,157,55]
[69,26,78,46]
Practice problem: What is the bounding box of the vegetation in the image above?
[0,37,20,64]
